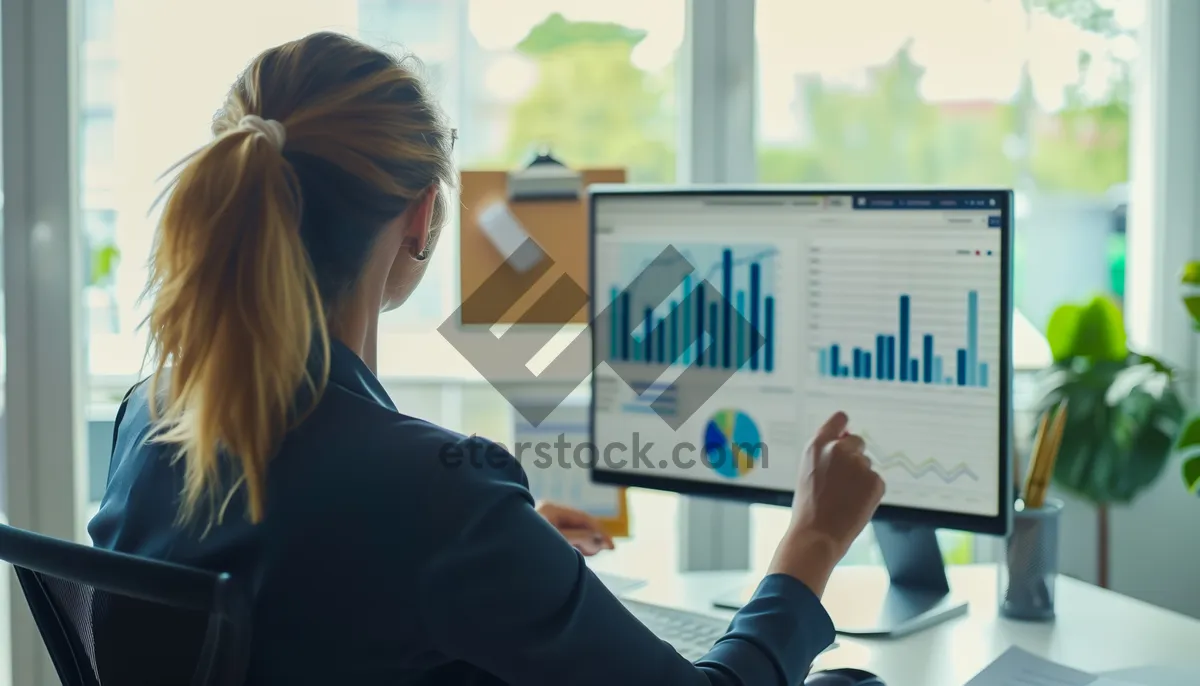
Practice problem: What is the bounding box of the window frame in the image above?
[3,3,88,685]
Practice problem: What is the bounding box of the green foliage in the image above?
[516,13,646,56]
[1182,260,1200,331]
[90,244,120,287]
[501,5,1132,194]
[1025,0,1125,38]
[941,533,974,565]
[1178,260,1200,496]
[1036,296,1186,504]
[1178,416,1200,494]
[758,3,1132,193]
[761,44,1018,186]
[1045,295,1127,363]
[500,14,674,183]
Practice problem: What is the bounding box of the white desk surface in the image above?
[614,564,1200,686]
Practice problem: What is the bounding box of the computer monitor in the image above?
[589,187,1013,638]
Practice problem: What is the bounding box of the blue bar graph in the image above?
[922,334,933,384]
[885,336,896,380]
[610,288,621,365]
[764,296,775,373]
[682,275,693,364]
[899,295,911,382]
[722,249,733,369]
[749,263,761,371]
[966,290,978,386]
[620,292,631,361]
[736,291,746,366]
[644,308,654,363]
[875,335,886,379]
[669,305,679,364]
[607,243,777,374]
[708,303,719,367]
[816,291,989,387]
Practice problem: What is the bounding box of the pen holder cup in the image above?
[1000,498,1062,621]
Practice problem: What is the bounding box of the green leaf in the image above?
[1074,296,1128,362]
[1045,296,1128,363]
[1038,353,1182,504]
[1184,456,1200,495]
[1046,303,1083,363]
[90,244,120,285]
[1177,415,1200,452]
[1135,353,1175,376]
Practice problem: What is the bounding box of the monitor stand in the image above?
[712,522,968,638]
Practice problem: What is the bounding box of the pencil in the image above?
[1026,401,1068,509]
[1023,412,1051,503]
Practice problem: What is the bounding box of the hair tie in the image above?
[236,114,286,152]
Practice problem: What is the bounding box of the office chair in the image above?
[0,523,250,685]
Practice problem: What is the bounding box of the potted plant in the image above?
[1035,295,1187,588]
[1178,260,1200,494]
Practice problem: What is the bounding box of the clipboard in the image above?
[459,154,625,325]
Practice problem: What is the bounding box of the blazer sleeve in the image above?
[414,438,835,686]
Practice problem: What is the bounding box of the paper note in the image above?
[1101,665,1200,686]
[513,398,622,519]
[965,647,1096,686]
[967,647,1198,686]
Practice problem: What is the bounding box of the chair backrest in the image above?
[0,524,250,686]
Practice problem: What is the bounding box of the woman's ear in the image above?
[403,186,439,260]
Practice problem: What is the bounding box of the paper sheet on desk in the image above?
[513,402,622,519]
[1101,665,1200,686]
[964,647,1137,686]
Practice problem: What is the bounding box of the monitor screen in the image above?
[589,189,1011,534]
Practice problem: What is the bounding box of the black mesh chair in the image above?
[0,524,250,685]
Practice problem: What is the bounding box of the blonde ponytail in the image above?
[142,31,455,527]
[146,126,328,525]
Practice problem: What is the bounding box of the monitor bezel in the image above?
[587,186,1014,538]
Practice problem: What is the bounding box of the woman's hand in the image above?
[769,411,885,596]
[536,502,616,556]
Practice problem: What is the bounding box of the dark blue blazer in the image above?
[90,340,834,685]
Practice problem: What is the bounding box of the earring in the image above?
[412,246,429,262]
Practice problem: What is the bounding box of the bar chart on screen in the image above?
[604,241,785,376]
[805,238,1000,395]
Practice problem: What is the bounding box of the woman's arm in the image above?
[416,443,836,686]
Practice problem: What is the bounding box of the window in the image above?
[756,0,1140,347]
[76,1,683,548]
[750,0,1144,568]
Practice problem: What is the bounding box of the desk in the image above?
[612,564,1200,686]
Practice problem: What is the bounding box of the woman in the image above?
[90,32,884,685]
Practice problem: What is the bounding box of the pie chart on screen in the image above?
[703,409,762,478]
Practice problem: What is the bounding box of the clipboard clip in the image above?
[507,146,582,202]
